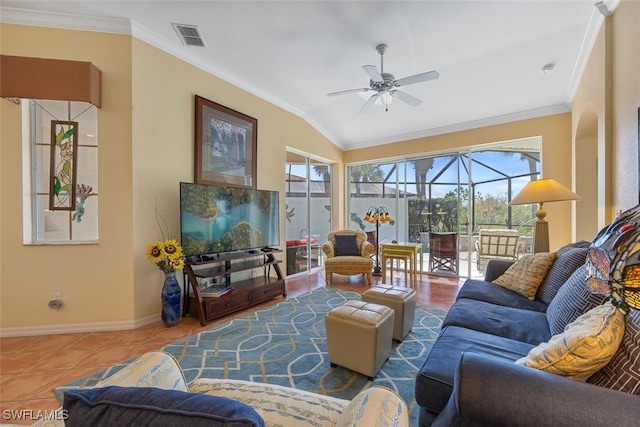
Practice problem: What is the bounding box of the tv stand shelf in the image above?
[184,250,286,326]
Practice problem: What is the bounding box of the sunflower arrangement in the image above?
[146,239,185,273]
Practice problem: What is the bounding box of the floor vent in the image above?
[172,24,205,47]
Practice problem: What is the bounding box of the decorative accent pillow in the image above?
[536,245,589,304]
[63,386,266,427]
[492,252,557,300]
[588,308,640,393]
[546,265,608,335]
[334,234,360,256]
[516,303,625,381]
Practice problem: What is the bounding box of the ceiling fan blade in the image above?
[394,70,439,87]
[359,93,379,113]
[327,87,372,97]
[363,65,383,83]
[392,90,422,107]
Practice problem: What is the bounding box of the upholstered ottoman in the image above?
[362,285,417,342]
[325,300,394,380]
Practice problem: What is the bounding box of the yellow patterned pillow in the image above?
[515,303,625,380]
[492,252,556,299]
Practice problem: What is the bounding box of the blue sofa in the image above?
[416,245,640,426]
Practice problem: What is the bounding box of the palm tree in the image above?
[312,164,331,196]
[412,158,434,198]
[350,164,384,197]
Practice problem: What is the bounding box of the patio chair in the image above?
[429,232,458,274]
[475,229,520,272]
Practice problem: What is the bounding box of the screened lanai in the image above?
[347,138,541,279]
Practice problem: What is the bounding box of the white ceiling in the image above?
[1,1,618,151]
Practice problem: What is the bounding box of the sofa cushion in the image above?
[334,234,360,256]
[456,279,548,312]
[588,308,640,394]
[442,298,551,345]
[536,245,588,304]
[415,326,534,414]
[516,303,624,381]
[492,252,556,300]
[546,265,608,335]
[63,386,266,427]
[336,387,408,427]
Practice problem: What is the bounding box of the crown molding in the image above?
[564,0,620,102]
[343,103,571,151]
[0,6,131,34]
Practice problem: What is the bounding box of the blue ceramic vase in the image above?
[161,272,181,327]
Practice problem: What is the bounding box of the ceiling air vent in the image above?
[172,23,205,47]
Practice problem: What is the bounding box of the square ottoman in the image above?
[362,285,416,342]
[325,300,394,380]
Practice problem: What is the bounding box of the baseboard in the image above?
[0,314,160,338]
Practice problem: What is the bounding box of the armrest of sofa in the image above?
[97,350,188,392]
[483,259,514,282]
[432,352,640,427]
[31,351,189,427]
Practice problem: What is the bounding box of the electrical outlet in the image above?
[53,292,62,301]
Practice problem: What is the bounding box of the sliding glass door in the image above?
[285,152,332,276]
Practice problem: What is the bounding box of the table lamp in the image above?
[364,206,392,276]
[509,178,581,253]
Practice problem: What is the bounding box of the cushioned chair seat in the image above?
[415,326,535,415]
[455,279,549,312]
[442,298,552,345]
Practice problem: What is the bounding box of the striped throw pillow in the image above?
[537,246,588,304]
[588,308,640,393]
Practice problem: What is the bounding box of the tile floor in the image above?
[0,269,461,425]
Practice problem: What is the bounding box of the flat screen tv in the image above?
[180,182,280,259]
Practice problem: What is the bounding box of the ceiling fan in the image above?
[327,43,439,113]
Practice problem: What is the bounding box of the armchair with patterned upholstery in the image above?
[322,230,374,284]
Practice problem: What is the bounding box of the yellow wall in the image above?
[572,0,640,223]
[344,114,575,251]
[611,0,640,212]
[1,24,135,330]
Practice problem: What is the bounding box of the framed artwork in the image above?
[195,95,257,188]
[49,120,78,210]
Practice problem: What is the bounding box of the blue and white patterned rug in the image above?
[56,286,447,425]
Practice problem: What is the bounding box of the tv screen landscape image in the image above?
[180,182,280,258]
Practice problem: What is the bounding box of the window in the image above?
[22,100,99,244]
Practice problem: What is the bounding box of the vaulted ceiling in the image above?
[1,1,618,150]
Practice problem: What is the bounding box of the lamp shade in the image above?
[510,178,581,206]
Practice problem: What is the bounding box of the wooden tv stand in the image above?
[183,249,286,326]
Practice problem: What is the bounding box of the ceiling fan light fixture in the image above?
[328,42,438,112]
[378,91,394,105]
